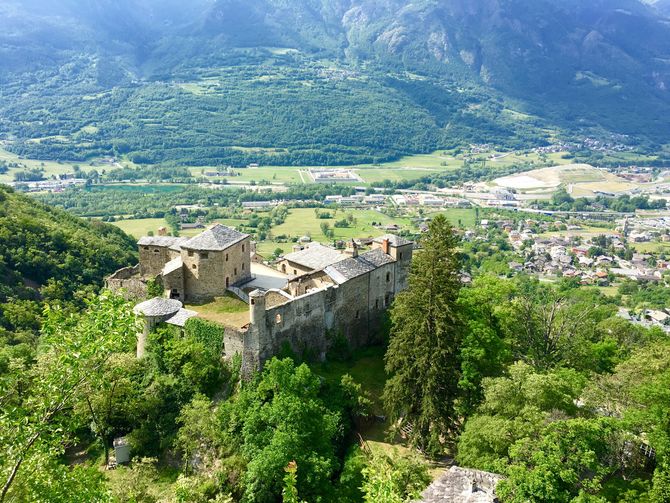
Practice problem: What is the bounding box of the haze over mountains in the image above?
[1,0,670,165]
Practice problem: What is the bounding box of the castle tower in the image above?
[133,298,182,358]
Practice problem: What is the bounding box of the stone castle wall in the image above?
[106,265,148,299]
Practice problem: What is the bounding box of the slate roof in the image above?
[137,236,188,248]
[162,257,183,276]
[283,243,346,271]
[182,224,248,251]
[165,308,198,327]
[134,298,182,317]
[373,234,412,247]
[324,249,395,284]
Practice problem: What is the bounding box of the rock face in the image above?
[418,466,503,503]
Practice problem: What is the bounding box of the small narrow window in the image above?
[386,272,390,282]
[226,277,229,287]
[188,250,194,257]
[282,264,286,273]
[143,246,149,251]
[200,252,209,259]
[226,253,229,261]
[399,252,403,260]
[355,310,360,319]
[153,248,160,253]
[242,244,245,252]
[293,269,297,275]
[234,267,238,275]
[242,263,245,271]
[375,299,379,309]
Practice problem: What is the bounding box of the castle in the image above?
[109,224,413,372]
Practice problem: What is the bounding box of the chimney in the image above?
[352,240,358,258]
[382,238,390,255]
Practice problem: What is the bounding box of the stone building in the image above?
[123,224,251,302]
[226,234,414,374]
[116,224,414,374]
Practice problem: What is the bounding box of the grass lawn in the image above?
[271,208,415,243]
[539,225,616,239]
[186,293,249,329]
[632,241,670,254]
[112,218,167,238]
[428,208,477,228]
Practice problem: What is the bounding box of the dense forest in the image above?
[0,185,136,373]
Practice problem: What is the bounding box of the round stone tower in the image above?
[133,297,183,358]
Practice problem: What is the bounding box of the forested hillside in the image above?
[0,185,136,363]
[1,0,669,165]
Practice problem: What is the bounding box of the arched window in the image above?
[386,272,391,282]
[225,277,230,287]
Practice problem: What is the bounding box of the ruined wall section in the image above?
[106,265,148,299]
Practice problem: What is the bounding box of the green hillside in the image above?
[0,185,136,356]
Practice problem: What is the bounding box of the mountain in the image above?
[1,0,669,165]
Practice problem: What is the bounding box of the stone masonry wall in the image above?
[139,245,173,277]
[181,237,251,301]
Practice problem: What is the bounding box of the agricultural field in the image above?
[111,218,167,238]
[493,164,639,197]
[631,241,670,254]
[111,217,248,239]
[0,146,95,183]
[271,208,413,239]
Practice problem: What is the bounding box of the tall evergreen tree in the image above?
[383,214,463,455]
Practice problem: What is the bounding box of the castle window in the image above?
[293,269,297,275]
[226,253,229,261]
[188,250,194,257]
[226,277,230,287]
[399,252,403,260]
[192,264,197,269]
[275,314,282,324]
[234,267,238,275]
[355,310,360,319]
[385,294,391,306]
[143,246,149,251]
[242,263,245,271]
[375,299,379,309]
[200,252,209,259]
[386,272,391,282]
[242,244,245,252]
[282,264,287,273]
[153,248,160,253]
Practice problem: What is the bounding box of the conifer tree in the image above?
[383,214,463,455]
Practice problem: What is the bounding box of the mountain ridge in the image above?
[1,0,669,165]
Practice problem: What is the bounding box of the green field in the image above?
[111,217,248,239]
[272,208,413,240]
[632,241,670,254]
[111,218,166,238]
[0,147,96,183]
